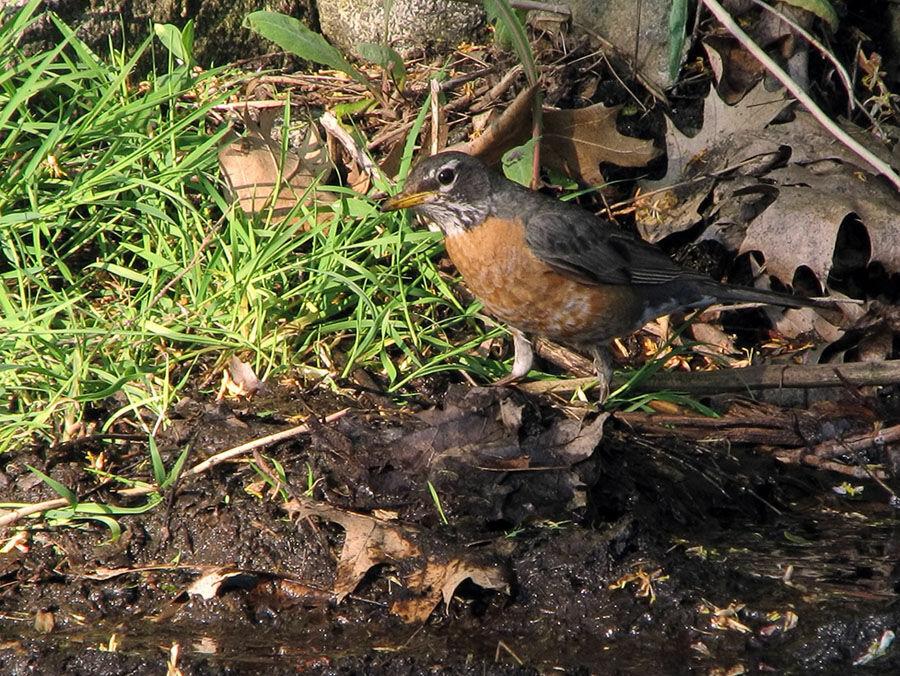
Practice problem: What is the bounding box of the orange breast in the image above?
[444,216,645,346]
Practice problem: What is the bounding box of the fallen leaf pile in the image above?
[381,386,608,524]
[284,494,511,623]
[640,74,899,305]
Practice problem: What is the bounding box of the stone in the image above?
[317,0,485,55]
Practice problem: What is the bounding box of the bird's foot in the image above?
[591,345,614,404]
[493,329,533,387]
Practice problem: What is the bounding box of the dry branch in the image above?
[626,360,900,394]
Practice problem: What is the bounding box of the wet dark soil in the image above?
[2,384,899,674]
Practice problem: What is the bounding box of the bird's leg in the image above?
[493,328,534,386]
[590,344,613,403]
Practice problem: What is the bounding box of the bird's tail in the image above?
[684,278,825,310]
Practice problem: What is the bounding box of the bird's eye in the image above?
[437,167,456,186]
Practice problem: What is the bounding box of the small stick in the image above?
[319,112,384,185]
[186,408,350,475]
[624,360,900,394]
[0,497,70,529]
[430,79,442,156]
[0,409,351,529]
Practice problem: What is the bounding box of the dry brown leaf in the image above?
[285,495,510,622]
[224,355,262,398]
[638,74,895,246]
[184,566,333,609]
[450,84,537,166]
[284,498,413,601]
[689,322,739,361]
[186,567,246,600]
[344,154,371,194]
[635,76,899,353]
[542,104,660,186]
[392,556,511,623]
[451,90,658,185]
[704,35,768,104]
[219,121,332,220]
[739,161,900,288]
[539,412,609,466]
[34,609,55,634]
[639,81,793,243]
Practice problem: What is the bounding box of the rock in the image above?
[558,0,681,93]
[317,0,485,55]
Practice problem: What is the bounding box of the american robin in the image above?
[381,151,819,397]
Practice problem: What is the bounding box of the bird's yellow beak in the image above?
[380,190,437,212]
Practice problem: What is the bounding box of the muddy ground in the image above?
[1,381,899,675]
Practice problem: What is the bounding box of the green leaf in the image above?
[427,481,449,525]
[26,465,76,505]
[501,138,538,187]
[154,22,192,64]
[779,0,838,29]
[181,18,195,56]
[143,321,195,341]
[332,97,378,118]
[80,515,123,543]
[149,435,166,486]
[162,445,190,490]
[356,42,405,81]
[482,0,537,86]
[245,11,368,86]
[668,0,688,80]
[73,494,163,515]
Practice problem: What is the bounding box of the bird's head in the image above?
[380,151,492,236]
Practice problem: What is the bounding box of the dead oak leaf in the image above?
[652,80,791,186]
[285,496,510,622]
[450,93,658,185]
[542,104,660,186]
[639,81,792,242]
[287,498,420,602]
[393,556,511,623]
[219,121,333,222]
[219,355,262,400]
[739,162,900,286]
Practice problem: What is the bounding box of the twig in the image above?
[773,448,888,480]
[430,79,442,156]
[701,0,900,192]
[519,360,900,396]
[772,424,900,489]
[496,639,525,666]
[469,64,523,113]
[799,423,900,461]
[0,497,70,528]
[623,360,900,394]
[212,100,291,111]
[186,408,350,475]
[838,435,899,502]
[0,409,351,528]
[440,67,497,91]
[319,112,385,186]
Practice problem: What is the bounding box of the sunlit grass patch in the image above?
[0,2,498,457]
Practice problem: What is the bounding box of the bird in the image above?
[381,151,820,399]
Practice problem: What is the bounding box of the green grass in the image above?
[0,2,713,535]
[0,1,501,462]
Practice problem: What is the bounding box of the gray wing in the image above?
[518,195,690,287]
